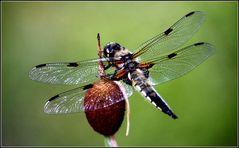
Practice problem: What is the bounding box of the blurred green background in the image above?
[2,2,237,146]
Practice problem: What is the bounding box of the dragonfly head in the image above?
[103,42,125,58]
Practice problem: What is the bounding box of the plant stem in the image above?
[125,98,130,136]
[97,33,106,78]
[104,135,118,147]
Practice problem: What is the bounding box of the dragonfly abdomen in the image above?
[130,70,178,119]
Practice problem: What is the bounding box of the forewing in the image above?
[29,58,110,85]
[133,11,206,62]
[147,42,214,85]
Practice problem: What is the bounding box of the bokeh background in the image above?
[2,2,237,146]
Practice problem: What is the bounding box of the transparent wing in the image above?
[44,85,88,114]
[29,58,115,85]
[133,11,206,62]
[44,80,133,114]
[122,82,134,97]
[146,42,214,85]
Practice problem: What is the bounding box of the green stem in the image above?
[104,135,118,147]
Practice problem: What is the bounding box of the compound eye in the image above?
[103,46,114,57]
[106,48,113,54]
[112,43,121,50]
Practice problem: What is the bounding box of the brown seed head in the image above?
[84,78,126,136]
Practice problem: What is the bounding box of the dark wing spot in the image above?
[185,11,195,17]
[164,28,173,35]
[83,84,94,90]
[194,42,204,46]
[36,64,46,68]
[168,53,177,59]
[48,94,59,101]
[67,63,79,67]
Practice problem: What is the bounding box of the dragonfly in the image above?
[29,11,214,119]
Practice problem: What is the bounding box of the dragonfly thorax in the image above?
[124,60,138,71]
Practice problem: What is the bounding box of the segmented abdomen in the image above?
[130,69,178,119]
